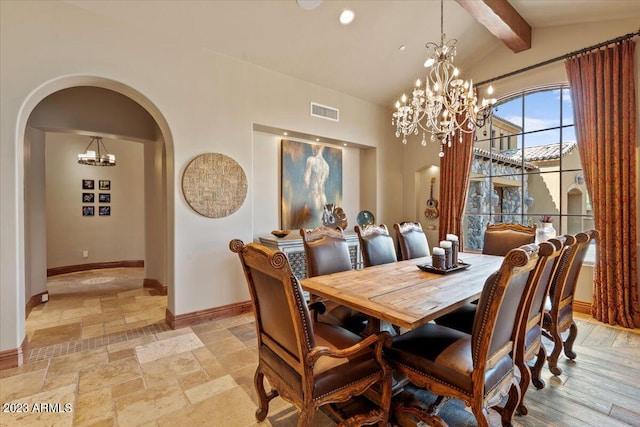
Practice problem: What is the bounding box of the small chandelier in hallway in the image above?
[392,0,496,157]
[77,136,116,166]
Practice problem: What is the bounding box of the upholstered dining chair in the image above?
[301,226,368,335]
[355,224,398,267]
[384,245,540,427]
[543,230,598,376]
[482,223,537,256]
[504,237,566,417]
[393,222,430,260]
[229,239,392,427]
[433,239,565,418]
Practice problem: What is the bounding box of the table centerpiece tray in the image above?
[417,261,471,275]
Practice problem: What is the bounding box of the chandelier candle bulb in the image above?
[439,240,453,269]
[432,247,446,270]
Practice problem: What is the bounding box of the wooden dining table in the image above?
[300,252,504,333]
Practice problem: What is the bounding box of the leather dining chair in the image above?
[229,239,392,427]
[543,229,598,376]
[482,223,537,256]
[355,224,398,267]
[504,238,566,417]
[393,222,430,260]
[433,239,565,417]
[384,245,540,427]
[301,226,368,335]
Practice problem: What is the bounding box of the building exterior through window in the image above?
[463,86,594,257]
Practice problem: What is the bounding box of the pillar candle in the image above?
[432,247,446,270]
[439,241,453,269]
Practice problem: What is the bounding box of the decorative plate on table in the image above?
[356,210,375,227]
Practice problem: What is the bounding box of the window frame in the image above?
[462,84,593,258]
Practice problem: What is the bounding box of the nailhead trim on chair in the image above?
[292,274,314,351]
[395,361,471,397]
[472,273,501,366]
[313,371,380,401]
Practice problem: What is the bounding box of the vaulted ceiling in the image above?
[66,0,640,106]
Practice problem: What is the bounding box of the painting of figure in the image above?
[281,139,342,230]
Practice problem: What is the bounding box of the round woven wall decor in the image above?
[181,153,248,218]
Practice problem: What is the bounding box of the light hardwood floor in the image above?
[1,268,638,426]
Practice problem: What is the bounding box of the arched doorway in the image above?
[18,76,175,356]
[567,187,583,235]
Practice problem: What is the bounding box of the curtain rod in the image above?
[476,28,640,87]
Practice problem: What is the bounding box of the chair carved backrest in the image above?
[542,230,597,376]
[300,227,352,277]
[301,227,367,334]
[355,224,398,267]
[470,245,539,392]
[551,230,597,308]
[230,239,314,369]
[521,238,566,341]
[393,222,430,260]
[482,223,537,256]
[501,238,567,418]
[230,239,392,426]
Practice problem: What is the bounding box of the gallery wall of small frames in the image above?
[82,179,111,216]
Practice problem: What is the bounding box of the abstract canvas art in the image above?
[281,139,342,230]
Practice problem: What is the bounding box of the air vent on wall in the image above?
[310,102,339,122]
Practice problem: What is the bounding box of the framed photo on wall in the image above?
[99,206,111,216]
[82,179,94,190]
[82,206,94,216]
[99,193,110,203]
[82,193,95,203]
[99,180,111,190]
[281,139,343,230]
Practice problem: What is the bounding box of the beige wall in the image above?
[0,0,404,351]
[251,132,362,238]
[45,133,145,268]
[24,128,48,299]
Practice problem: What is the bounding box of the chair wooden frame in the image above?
[542,230,598,376]
[482,223,537,256]
[387,246,540,427]
[393,222,430,261]
[300,227,368,334]
[354,224,397,267]
[503,239,565,418]
[230,239,392,427]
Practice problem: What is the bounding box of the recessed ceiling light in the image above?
[339,9,355,25]
[283,132,288,136]
[316,138,320,142]
[297,0,322,10]
[343,143,348,146]
[399,45,407,51]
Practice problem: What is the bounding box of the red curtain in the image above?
[565,40,639,328]
[438,127,474,251]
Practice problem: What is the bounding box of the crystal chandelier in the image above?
[392,0,496,157]
[77,136,116,166]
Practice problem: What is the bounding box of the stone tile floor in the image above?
[1,268,333,427]
[2,267,638,426]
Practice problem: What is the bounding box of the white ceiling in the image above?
[66,0,640,107]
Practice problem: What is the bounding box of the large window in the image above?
[463,86,593,254]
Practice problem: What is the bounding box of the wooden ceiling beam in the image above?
[455,0,531,53]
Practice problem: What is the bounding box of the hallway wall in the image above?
[45,133,145,269]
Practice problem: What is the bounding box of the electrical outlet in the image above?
[41,293,49,302]
[82,250,89,258]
